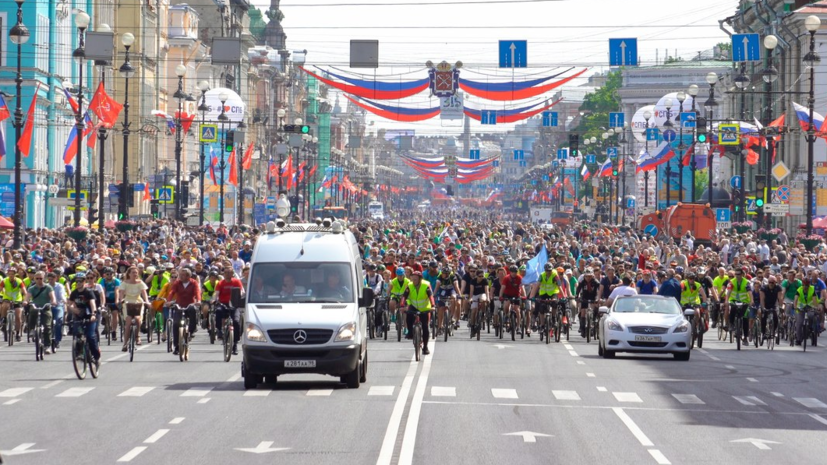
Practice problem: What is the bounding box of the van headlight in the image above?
[245,323,267,342]
[335,322,357,342]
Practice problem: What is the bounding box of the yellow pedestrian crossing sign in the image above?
[67,190,88,210]
[157,186,175,204]
[200,124,218,143]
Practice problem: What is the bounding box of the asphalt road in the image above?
[2,322,827,464]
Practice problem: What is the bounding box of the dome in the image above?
[698,186,732,208]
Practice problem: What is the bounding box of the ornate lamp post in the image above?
[173,64,187,221]
[804,15,821,235]
[218,92,229,224]
[118,32,135,220]
[71,11,90,226]
[197,80,209,226]
[687,84,699,202]
[9,0,29,247]
[704,72,719,208]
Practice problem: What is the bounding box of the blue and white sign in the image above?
[542,175,549,181]
[646,128,659,141]
[730,176,742,189]
[552,161,559,168]
[499,40,527,68]
[643,223,659,237]
[715,208,731,222]
[680,111,697,129]
[662,129,677,143]
[609,112,625,128]
[513,149,525,160]
[469,149,481,160]
[732,33,761,62]
[609,38,638,66]
[157,186,175,204]
[557,148,568,160]
[627,197,636,209]
[481,110,497,125]
[607,147,618,159]
[542,111,558,127]
[586,154,596,164]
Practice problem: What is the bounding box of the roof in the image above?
[799,1,827,14]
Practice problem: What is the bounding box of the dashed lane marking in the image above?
[672,394,704,405]
[613,392,643,403]
[552,390,580,401]
[430,386,456,397]
[491,389,519,399]
[368,386,395,396]
[118,387,156,397]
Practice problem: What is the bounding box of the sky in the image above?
[252,0,740,136]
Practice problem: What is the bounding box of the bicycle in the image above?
[165,306,174,353]
[376,298,389,341]
[495,299,504,340]
[170,304,192,362]
[469,296,486,341]
[72,317,99,380]
[216,303,235,363]
[730,302,748,351]
[764,307,777,351]
[407,309,423,362]
[125,304,141,363]
[715,302,727,341]
[30,304,52,361]
[4,304,17,346]
[141,304,153,344]
[443,298,454,342]
[536,298,553,344]
[751,307,762,349]
[505,297,521,341]
[391,298,404,342]
[205,302,217,344]
[801,305,817,352]
[583,301,599,343]
[367,301,376,340]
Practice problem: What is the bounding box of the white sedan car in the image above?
[598,295,694,361]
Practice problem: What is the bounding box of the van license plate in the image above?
[285,360,316,368]
[634,336,661,342]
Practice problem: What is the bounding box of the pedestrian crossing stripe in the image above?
[156,186,175,204]
[199,124,218,143]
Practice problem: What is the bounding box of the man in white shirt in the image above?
[607,276,638,305]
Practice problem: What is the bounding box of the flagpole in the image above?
[96,71,107,232]
[9,0,28,247]
[197,81,209,226]
[72,14,90,227]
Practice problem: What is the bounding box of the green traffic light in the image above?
[697,134,707,143]
[612,170,618,176]
[756,199,764,207]
[301,125,310,134]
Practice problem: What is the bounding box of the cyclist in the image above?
[46,272,67,350]
[598,266,620,306]
[68,272,100,363]
[24,271,56,353]
[1,267,25,342]
[403,271,434,355]
[146,265,170,303]
[576,269,599,337]
[119,266,149,351]
[467,267,489,337]
[679,273,708,328]
[489,265,505,330]
[366,264,385,333]
[99,268,121,342]
[780,270,801,337]
[759,275,782,341]
[388,268,411,327]
[793,277,819,345]
[636,270,658,295]
[499,265,526,337]
[726,268,753,340]
[166,268,201,356]
[435,267,460,334]
[214,266,244,355]
[529,264,567,338]
[200,270,219,329]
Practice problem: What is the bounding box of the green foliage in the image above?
[695,168,709,199]
[249,7,267,42]
[664,56,684,64]
[575,71,622,142]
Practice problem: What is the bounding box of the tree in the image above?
[573,70,622,143]
[249,7,267,42]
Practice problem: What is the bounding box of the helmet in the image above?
[519,265,527,271]
[428,261,439,268]
[103,267,114,274]
[412,271,423,278]
[26,267,36,274]
[396,268,406,276]
[686,273,696,280]
[556,267,565,274]
[75,272,87,279]
[508,265,519,272]
[441,268,452,274]
[209,270,219,277]
[675,266,684,275]
[544,263,553,271]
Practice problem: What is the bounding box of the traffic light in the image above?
[225,131,235,152]
[88,208,99,225]
[732,189,741,213]
[696,117,708,143]
[612,168,619,176]
[283,124,311,134]
[568,134,580,157]
[181,180,190,206]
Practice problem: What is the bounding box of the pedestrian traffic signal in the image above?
[568,134,580,157]
[225,131,235,152]
[283,124,311,134]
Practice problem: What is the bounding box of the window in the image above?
[248,262,354,304]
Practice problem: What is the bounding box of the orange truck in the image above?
[639,203,717,243]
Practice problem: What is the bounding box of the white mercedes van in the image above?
[240,219,374,389]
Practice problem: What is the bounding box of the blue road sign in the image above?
[607,147,618,159]
[586,154,596,164]
[680,112,697,129]
[481,110,497,125]
[542,111,558,127]
[157,186,175,204]
[627,197,636,209]
[715,208,731,222]
[662,129,677,142]
[730,176,742,189]
[542,175,549,182]
[469,149,481,160]
[646,128,660,141]
[513,149,524,160]
[499,40,527,68]
[557,148,568,160]
[732,33,761,62]
[643,223,659,237]
[609,112,625,128]
[609,38,638,66]
[552,161,559,168]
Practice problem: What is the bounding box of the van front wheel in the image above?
[343,359,362,389]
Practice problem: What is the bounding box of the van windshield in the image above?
[248,262,354,304]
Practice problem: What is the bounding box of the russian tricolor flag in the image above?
[0,94,10,122]
[598,159,613,177]
[636,142,675,174]
[793,102,825,132]
[581,164,590,181]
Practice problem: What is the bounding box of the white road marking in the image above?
[746,378,758,383]
[244,390,271,397]
[117,446,147,462]
[181,388,212,397]
[169,417,185,425]
[552,390,580,401]
[0,388,33,398]
[430,386,456,397]
[613,392,642,403]
[648,449,672,464]
[118,387,156,397]
[226,373,242,383]
[563,344,574,350]
[568,350,578,357]
[725,365,735,369]
[491,389,519,399]
[3,399,21,405]
[306,389,333,396]
[39,380,64,390]
[733,396,765,406]
[399,342,436,465]
[597,387,608,392]
[696,348,720,361]
[376,356,418,465]
[368,386,395,396]
[771,392,784,397]
[612,407,654,446]
[795,398,827,409]
[586,373,596,378]
[197,398,211,404]
[576,361,586,365]
[55,387,94,398]
[672,394,704,405]
[143,429,169,444]
[809,414,827,426]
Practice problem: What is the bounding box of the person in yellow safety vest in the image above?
[146,266,170,299]
[403,271,434,355]
[529,263,570,338]
[725,269,753,334]
[388,268,412,325]
[793,278,820,345]
[680,273,709,331]
[711,267,729,329]
[1,268,26,342]
[200,270,220,330]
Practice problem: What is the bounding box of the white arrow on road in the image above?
[493,344,512,350]
[730,438,780,450]
[234,442,291,454]
[619,41,627,66]
[509,43,516,68]
[1,443,45,456]
[504,431,552,443]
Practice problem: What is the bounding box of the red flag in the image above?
[17,82,41,157]
[227,148,238,186]
[681,143,696,167]
[175,111,195,134]
[771,139,777,165]
[323,175,337,188]
[307,165,317,181]
[768,113,785,128]
[143,182,151,201]
[88,81,123,128]
[297,162,307,183]
[242,143,254,170]
[282,156,294,190]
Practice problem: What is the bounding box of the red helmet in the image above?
[412,271,423,278]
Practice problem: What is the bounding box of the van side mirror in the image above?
[359,287,375,308]
[231,287,245,308]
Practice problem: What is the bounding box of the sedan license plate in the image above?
[284,360,316,368]
[634,335,662,342]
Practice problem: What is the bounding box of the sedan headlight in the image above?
[607,320,624,331]
[335,322,357,342]
[673,321,690,333]
[245,323,267,342]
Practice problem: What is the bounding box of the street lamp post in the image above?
[94,23,113,232]
[662,98,674,208]
[118,32,135,220]
[705,72,719,208]
[618,123,627,225]
[687,84,699,202]
[173,64,187,222]
[9,0,29,247]
[643,110,652,207]
[197,80,209,226]
[761,34,779,229]
[217,92,229,224]
[276,109,286,193]
[804,15,821,235]
[294,117,303,219]
[676,92,686,203]
[71,12,90,227]
[734,65,750,222]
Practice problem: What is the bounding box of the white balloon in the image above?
[203,87,246,129]
[653,92,695,128]
[631,105,656,143]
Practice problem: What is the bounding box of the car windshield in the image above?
[248,262,354,304]
[613,297,681,315]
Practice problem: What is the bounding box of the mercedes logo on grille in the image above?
[644,328,653,334]
[293,330,308,343]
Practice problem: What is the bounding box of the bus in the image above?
[313,206,348,221]
[368,201,384,219]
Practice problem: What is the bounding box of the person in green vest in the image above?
[1,268,26,342]
[793,277,819,346]
[388,268,412,325]
[680,273,709,331]
[725,268,753,339]
[403,271,434,355]
[200,270,220,330]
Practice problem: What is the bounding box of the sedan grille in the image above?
[267,329,333,345]
[628,326,669,335]
[628,341,669,348]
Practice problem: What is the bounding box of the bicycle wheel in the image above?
[697,318,704,348]
[72,337,87,380]
[8,312,14,346]
[223,324,232,362]
[767,318,774,350]
[382,311,389,341]
[129,323,136,362]
[178,326,185,362]
[413,322,422,362]
[166,319,173,353]
[803,323,808,352]
[104,314,111,346]
[476,310,481,341]
[717,312,724,341]
[554,310,561,343]
[586,312,592,344]
[497,310,504,340]
[444,311,450,342]
[736,319,741,351]
[368,310,376,340]
[34,325,42,361]
[510,312,516,341]
[208,312,216,344]
[545,314,551,346]
[88,344,99,379]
